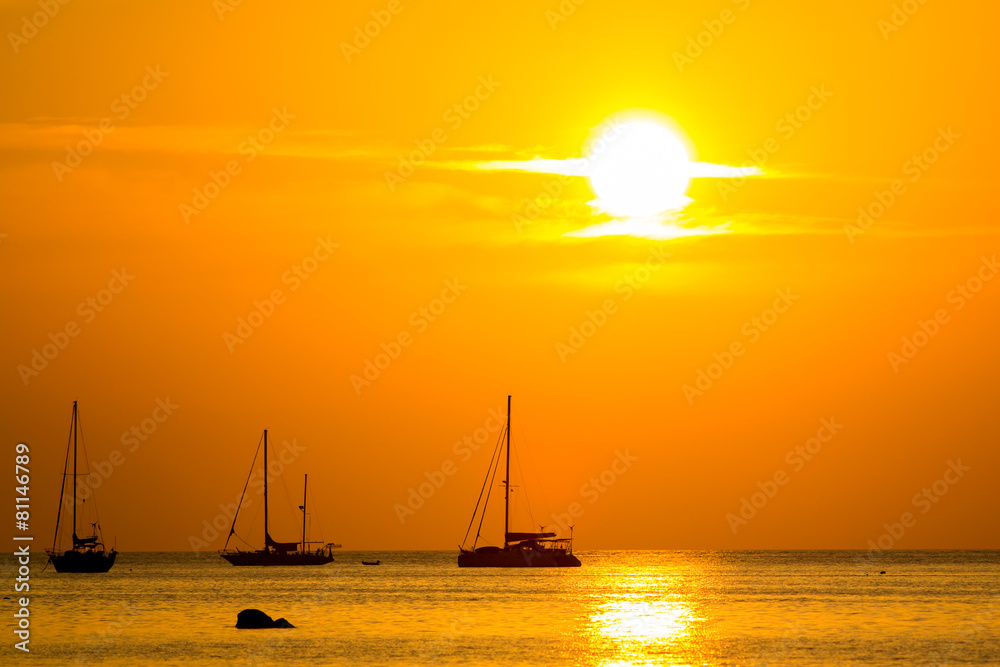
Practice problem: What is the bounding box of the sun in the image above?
[475,109,760,238]
[585,115,693,218]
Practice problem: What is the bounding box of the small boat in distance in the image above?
[47,401,117,573]
[221,429,336,566]
[458,396,581,568]
[362,560,381,565]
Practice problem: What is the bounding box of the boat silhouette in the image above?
[47,401,117,573]
[458,396,581,568]
[221,429,336,566]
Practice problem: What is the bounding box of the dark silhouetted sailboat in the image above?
[221,429,336,566]
[47,401,117,573]
[458,396,581,568]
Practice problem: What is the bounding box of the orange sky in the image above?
[1,0,998,551]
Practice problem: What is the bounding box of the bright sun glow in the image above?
[586,118,693,218]
[593,599,693,642]
[474,109,763,239]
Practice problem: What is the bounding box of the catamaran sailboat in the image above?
[47,401,117,573]
[221,429,336,566]
[458,396,581,567]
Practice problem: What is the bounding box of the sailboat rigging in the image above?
[221,429,336,566]
[47,401,117,573]
[458,396,581,568]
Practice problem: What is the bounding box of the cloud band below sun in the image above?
[475,157,760,180]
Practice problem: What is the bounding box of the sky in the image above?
[1,0,997,552]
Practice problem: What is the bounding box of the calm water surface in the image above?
[6,550,998,666]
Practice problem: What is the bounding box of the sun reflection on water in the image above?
[594,599,693,642]
[581,564,704,667]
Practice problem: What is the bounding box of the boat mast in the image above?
[263,429,269,550]
[51,403,74,554]
[72,400,78,544]
[301,474,308,553]
[504,394,510,549]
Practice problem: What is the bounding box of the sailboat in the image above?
[458,396,581,568]
[221,429,336,566]
[47,401,118,573]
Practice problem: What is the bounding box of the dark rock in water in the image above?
[236,608,295,629]
[880,571,886,574]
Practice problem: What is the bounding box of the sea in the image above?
[6,550,998,666]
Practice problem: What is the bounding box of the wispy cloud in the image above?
[0,122,386,161]
[476,157,760,180]
[565,216,733,240]
[475,157,590,176]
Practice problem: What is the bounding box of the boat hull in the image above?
[48,549,117,573]
[458,548,581,568]
[221,551,334,566]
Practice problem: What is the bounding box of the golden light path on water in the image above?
[579,564,701,667]
[594,599,693,642]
